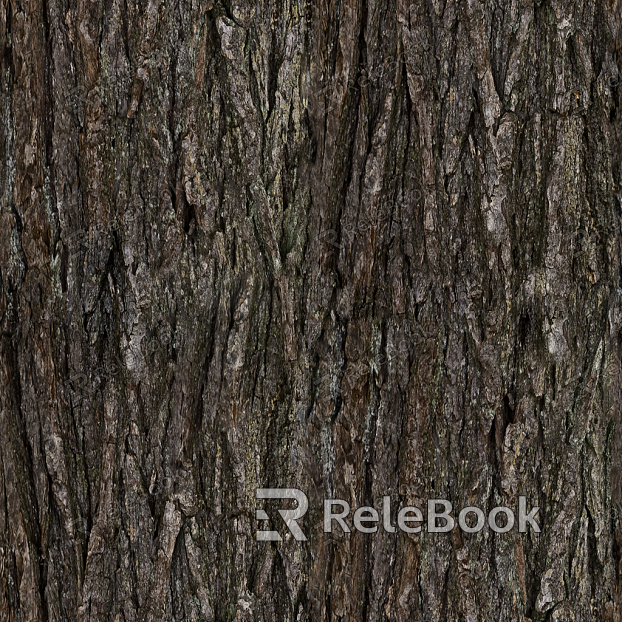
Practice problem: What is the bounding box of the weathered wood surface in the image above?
[0,0,621,619]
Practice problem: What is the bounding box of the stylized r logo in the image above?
[255,488,308,541]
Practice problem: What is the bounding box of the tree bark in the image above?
[0,0,621,620]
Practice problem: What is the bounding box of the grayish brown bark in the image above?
[0,0,621,619]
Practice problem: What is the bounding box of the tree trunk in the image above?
[0,0,621,620]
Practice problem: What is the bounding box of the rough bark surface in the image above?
[0,0,621,620]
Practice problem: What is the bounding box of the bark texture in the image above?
[0,0,621,619]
